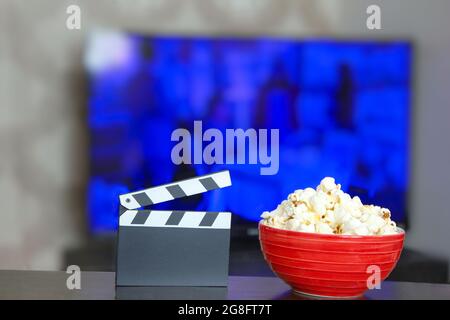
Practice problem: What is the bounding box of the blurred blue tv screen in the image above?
[86,32,411,233]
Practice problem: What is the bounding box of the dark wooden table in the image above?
[0,271,449,300]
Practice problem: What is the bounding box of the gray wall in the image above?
[1,0,449,277]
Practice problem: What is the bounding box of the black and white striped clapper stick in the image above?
[116,170,232,287]
[119,169,231,210]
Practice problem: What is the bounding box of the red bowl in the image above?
[259,222,405,298]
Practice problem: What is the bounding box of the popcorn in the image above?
[380,221,398,235]
[322,210,336,225]
[261,211,272,219]
[342,218,363,234]
[310,192,327,216]
[316,222,334,234]
[366,215,387,234]
[261,177,401,236]
[354,225,370,236]
[285,218,302,230]
[298,222,315,233]
[317,177,339,193]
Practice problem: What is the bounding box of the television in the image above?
[85,31,412,234]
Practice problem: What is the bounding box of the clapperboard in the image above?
[116,170,232,287]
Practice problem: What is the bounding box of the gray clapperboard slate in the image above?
[116,170,232,288]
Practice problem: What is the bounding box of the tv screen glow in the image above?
[86,32,411,233]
